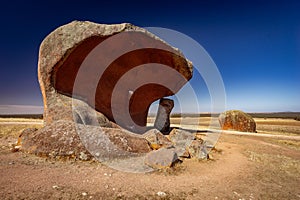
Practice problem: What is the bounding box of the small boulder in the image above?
[143,129,173,150]
[168,128,195,157]
[144,147,178,169]
[154,98,174,134]
[218,110,256,132]
[187,140,208,160]
[168,128,195,143]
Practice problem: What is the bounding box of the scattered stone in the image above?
[144,147,178,169]
[168,129,195,143]
[208,154,214,160]
[82,192,88,196]
[104,173,112,177]
[11,145,21,152]
[143,129,173,150]
[187,140,208,160]
[79,152,88,161]
[154,98,174,133]
[168,129,195,157]
[218,110,256,132]
[52,185,59,189]
[14,128,38,152]
[194,132,206,141]
[157,191,167,197]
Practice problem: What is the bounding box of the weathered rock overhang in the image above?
[18,21,208,172]
[39,21,193,133]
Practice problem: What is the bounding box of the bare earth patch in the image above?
[0,118,299,199]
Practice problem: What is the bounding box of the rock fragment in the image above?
[154,98,174,133]
[144,147,178,169]
[187,140,208,160]
[143,129,173,150]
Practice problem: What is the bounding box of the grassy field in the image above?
[148,116,300,136]
[160,112,300,120]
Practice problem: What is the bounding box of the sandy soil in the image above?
[0,118,299,199]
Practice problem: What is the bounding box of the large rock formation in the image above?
[20,21,194,171]
[38,21,193,133]
[218,110,256,132]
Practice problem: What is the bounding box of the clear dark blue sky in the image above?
[0,0,299,113]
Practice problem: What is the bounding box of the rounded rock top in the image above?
[218,110,256,132]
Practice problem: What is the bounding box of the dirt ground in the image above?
[0,118,299,199]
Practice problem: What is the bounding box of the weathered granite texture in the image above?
[218,110,256,132]
[38,21,193,133]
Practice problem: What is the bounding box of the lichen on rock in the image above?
[218,110,256,132]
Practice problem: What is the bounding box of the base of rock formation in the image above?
[20,120,151,161]
[19,122,209,171]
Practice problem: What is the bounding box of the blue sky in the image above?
[0,0,299,113]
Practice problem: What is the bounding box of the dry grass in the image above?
[0,117,43,138]
[0,117,299,199]
[0,118,43,123]
[0,124,42,138]
[247,150,300,179]
[149,117,300,137]
[273,139,300,150]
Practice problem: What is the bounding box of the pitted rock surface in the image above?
[20,120,151,161]
[38,20,193,133]
[143,129,173,150]
[144,147,178,169]
[22,21,194,168]
[218,110,256,132]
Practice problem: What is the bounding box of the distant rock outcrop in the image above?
[218,110,256,132]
